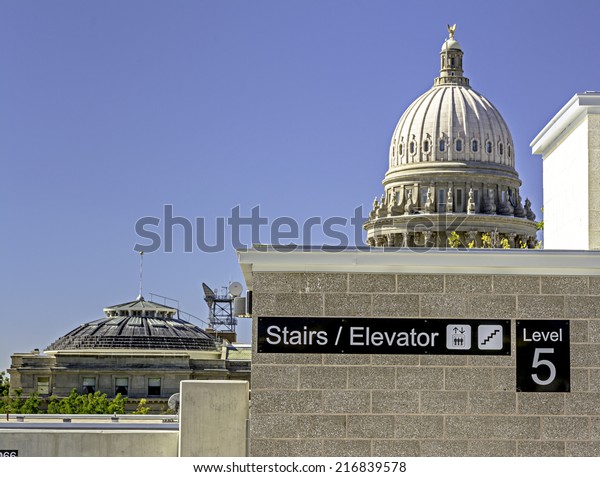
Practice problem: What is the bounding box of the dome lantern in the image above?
[435,24,469,87]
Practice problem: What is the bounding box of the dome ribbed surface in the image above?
[389,85,514,170]
[46,299,218,351]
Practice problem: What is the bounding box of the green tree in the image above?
[8,388,24,414]
[20,393,43,414]
[0,372,9,414]
[46,389,127,414]
[108,393,127,414]
[132,398,150,415]
[0,387,31,414]
[46,395,60,414]
[0,372,9,397]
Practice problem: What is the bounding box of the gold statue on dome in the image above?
[447,24,456,39]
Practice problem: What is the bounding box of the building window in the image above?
[456,188,464,212]
[423,140,430,153]
[499,143,504,155]
[486,141,493,154]
[37,377,50,395]
[148,378,161,397]
[456,139,463,152]
[421,188,428,207]
[115,377,129,396]
[82,377,96,394]
[508,144,512,158]
[438,188,446,213]
[439,140,445,152]
[399,143,403,156]
[409,141,416,154]
[472,140,478,152]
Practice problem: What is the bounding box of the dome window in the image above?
[508,144,512,158]
[456,139,463,152]
[499,143,504,155]
[486,141,493,154]
[423,140,430,153]
[399,143,404,156]
[410,141,416,155]
[472,140,478,152]
[439,140,445,152]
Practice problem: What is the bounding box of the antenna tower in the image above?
[138,251,144,300]
[201,282,242,333]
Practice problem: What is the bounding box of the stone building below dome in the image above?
[364,27,538,248]
[8,296,250,409]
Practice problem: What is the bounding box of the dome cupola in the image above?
[435,24,469,87]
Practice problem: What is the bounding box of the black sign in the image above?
[258,317,510,355]
[0,450,18,457]
[516,320,570,392]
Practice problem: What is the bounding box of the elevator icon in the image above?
[446,324,472,350]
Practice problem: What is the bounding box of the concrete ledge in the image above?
[0,429,178,457]
[238,247,600,287]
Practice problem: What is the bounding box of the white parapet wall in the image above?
[0,428,178,457]
[178,380,249,457]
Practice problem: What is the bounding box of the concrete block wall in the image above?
[250,271,600,457]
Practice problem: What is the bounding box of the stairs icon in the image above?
[478,325,503,350]
[481,329,500,345]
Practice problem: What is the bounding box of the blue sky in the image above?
[1,0,599,373]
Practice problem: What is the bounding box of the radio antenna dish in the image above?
[168,393,180,413]
[229,281,243,297]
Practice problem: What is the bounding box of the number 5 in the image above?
[532,348,556,386]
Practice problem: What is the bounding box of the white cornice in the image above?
[237,246,600,288]
[531,92,600,156]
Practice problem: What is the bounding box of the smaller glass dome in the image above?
[46,297,218,351]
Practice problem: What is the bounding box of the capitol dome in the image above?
[389,79,513,170]
[364,26,538,248]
